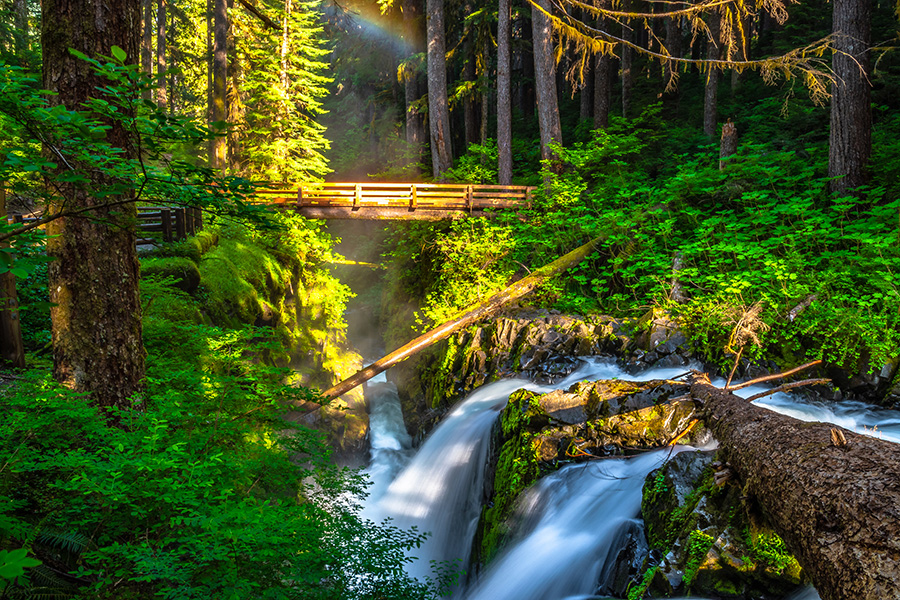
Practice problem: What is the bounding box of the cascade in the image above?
[361,356,900,598]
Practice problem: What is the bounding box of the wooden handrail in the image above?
[255,183,536,216]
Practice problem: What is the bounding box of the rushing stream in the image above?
[360,356,900,599]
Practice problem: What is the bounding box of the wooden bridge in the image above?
[254,182,536,220]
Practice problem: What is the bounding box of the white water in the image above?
[462,449,689,600]
[361,356,900,599]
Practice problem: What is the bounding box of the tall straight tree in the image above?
[142,0,153,100]
[157,0,168,110]
[497,0,512,184]
[531,0,562,168]
[829,0,871,194]
[426,0,453,177]
[211,0,228,170]
[403,0,425,155]
[703,11,720,138]
[42,0,145,410]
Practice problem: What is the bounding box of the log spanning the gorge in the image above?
[319,236,605,401]
[255,183,536,220]
[690,375,900,600]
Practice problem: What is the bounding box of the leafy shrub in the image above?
[0,328,442,600]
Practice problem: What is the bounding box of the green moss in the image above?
[746,529,803,580]
[626,565,659,600]
[142,256,201,293]
[683,529,716,588]
[477,389,551,564]
[642,462,715,549]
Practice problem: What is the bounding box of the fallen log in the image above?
[691,374,900,600]
[318,236,605,401]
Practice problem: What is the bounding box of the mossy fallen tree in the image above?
[319,235,605,401]
[690,374,900,600]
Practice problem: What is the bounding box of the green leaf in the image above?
[0,548,42,580]
[111,46,127,63]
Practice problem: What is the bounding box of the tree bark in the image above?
[0,184,25,369]
[463,22,478,149]
[703,11,720,138]
[211,0,228,171]
[828,0,871,195]
[531,0,563,169]
[426,0,453,178]
[13,0,29,67]
[579,57,593,122]
[321,235,605,400]
[156,0,167,111]
[663,16,682,98]
[497,0,512,184]
[42,0,145,410]
[142,0,153,101]
[593,50,611,129]
[691,376,900,600]
[719,119,737,169]
[621,20,634,119]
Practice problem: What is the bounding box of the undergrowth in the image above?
[387,103,900,373]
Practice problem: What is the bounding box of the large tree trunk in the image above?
[691,376,900,600]
[211,0,228,170]
[593,50,611,129]
[663,16,682,100]
[703,12,720,138]
[531,0,563,169]
[156,0,167,110]
[497,0,512,184]
[828,0,871,195]
[13,0,29,67]
[0,184,25,369]
[42,0,145,411]
[580,57,593,122]
[426,0,453,178]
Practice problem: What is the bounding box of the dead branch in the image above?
[742,378,832,402]
[729,359,823,391]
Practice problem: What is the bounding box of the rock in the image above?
[638,449,808,599]
[597,519,650,598]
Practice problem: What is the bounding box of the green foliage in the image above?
[0,329,440,599]
[141,256,201,293]
[477,389,547,564]
[389,100,900,373]
[443,141,499,184]
[230,0,332,181]
[0,548,41,582]
[745,530,801,576]
[683,529,716,588]
[626,564,659,600]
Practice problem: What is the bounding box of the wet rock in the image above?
[597,519,650,598]
[638,450,808,599]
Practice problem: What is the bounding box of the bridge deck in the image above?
[256,182,536,220]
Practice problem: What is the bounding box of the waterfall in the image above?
[461,449,688,600]
[359,356,898,599]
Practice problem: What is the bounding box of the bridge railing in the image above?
[254,182,535,215]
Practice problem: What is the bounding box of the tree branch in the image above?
[237,0,279,30]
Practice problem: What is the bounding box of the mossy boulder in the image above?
[141,256,201,294]
[636,450,807,599]
[475,379,709,571]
